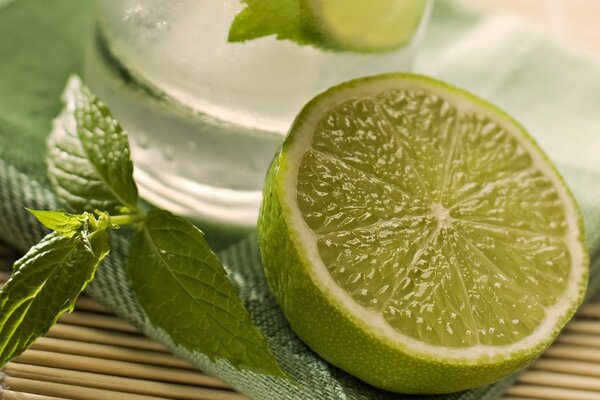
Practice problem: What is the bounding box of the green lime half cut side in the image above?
[258,74,588,393]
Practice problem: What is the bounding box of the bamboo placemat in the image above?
[1,242,600,399]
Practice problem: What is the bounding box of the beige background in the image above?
[463,0,600,52]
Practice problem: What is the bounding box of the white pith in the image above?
[281,76,586,362]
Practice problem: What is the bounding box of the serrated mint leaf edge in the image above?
[47,75,139,214]
[128,209,285,378]
[67,77,139,211]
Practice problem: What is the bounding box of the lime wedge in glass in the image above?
[304,0,429,52]
[258,74,588,393]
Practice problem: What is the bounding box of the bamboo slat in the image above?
[28,337,193,370]
[12,350,219,387]
[3,364,244,400]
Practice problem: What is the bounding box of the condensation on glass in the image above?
[85,0,431,236]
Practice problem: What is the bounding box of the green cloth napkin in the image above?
[0,0,599,399]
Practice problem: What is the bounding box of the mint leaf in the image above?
[0,230,109,366]
[47,76,138,215]
[128,210,284,377]
[27,209,86,238]
[228,0,313,45]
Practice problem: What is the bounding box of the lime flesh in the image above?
[258,74,588,393]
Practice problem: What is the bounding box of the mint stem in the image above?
[109,213,146,226]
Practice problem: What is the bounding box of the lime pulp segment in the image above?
[285,76,586,355]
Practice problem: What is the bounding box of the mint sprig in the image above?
[0,76,284,378]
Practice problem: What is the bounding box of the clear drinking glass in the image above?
[85,0,432,238]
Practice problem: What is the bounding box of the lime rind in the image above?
[259,73,588,393]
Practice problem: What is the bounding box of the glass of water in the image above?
[85,0,432,239]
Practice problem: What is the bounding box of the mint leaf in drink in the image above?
[27,209,87,238]
[228,0,311,45]
[0,230,109,366]
[128,210,284,377]
[47,76,138,215]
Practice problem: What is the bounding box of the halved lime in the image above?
[258,74,588,393]
[303,0,429,52]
